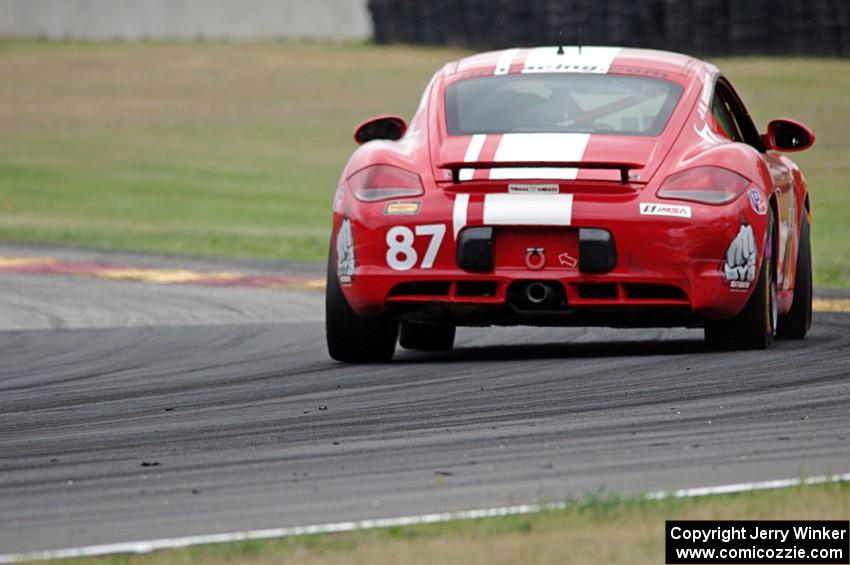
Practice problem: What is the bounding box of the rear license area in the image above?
[494,227,579,270]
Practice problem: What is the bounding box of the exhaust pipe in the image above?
[524,282,551,305]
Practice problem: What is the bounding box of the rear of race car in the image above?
[327,47,775,361]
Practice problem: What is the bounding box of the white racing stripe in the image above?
[494,47,520,75]
[491,133,590,180]
[452,193,469,239]
[1,473,847,563]
[483,193,573,226]
[459,133,486,181]
[522,46,621,74]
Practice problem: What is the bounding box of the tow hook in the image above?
[525,247,546,270]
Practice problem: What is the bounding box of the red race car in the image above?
[326,46,814,362]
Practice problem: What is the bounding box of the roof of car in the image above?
[447,46,707,80]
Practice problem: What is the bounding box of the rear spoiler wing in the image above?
[439,161,644,184]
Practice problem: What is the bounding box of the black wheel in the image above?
[777,212,812,339]
[399,322,456,351]
[705,214,777,350]
[325,242,397,363]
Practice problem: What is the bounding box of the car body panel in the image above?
[331,46,810,329]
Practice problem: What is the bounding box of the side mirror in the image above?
[354,116,407,144]
[762,118,815,152]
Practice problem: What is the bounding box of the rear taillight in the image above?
[657,166,751,205]
[346,165,424,202]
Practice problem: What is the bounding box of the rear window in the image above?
[445,73,683,137]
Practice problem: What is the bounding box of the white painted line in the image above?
[645,473,850,499]
[1,472,848,564]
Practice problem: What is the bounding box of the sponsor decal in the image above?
[694,122,728,145]
[521,46,621,74]
[639,202,692,218]
[722,223,757,291]
[332,184,345,213]
[508,183,559,194]
[694,66,722,141]
[384,201,421,216]
[747,187,767,215]
[336,217,355,283]
[482,193,573,226]
[696,70,714,121]
[780,199,794,290]
[558,252,578,268]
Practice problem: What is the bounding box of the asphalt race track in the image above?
[1,246,849,555]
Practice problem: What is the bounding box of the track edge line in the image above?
[2,472,848,563]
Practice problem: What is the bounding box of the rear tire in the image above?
[325,243,397,363]
[705,215,777,350]
[776,212,812,339]
[399,322,456,351]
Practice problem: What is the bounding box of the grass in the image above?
[0,42,468,261]
[0,43,848,285]
[31,481,850,565]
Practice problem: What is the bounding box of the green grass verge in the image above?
[33,481,849,565]
[0,43,848,285]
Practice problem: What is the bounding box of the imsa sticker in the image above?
[639,202,692,218]
[336,217,355,283]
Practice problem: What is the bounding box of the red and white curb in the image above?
[1,256,849,311]
[1,472,847,563]
[0,257,324,291]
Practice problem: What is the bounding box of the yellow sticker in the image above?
[384,201,421,215]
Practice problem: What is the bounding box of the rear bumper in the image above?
[388,301,697,328]
[336,187,769,327]
[345,260,742,328]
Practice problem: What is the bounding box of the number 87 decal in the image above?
[386,224,446,271]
